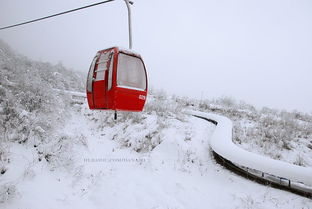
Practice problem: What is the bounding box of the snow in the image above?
[1,104,311,209]
[116,85,145,91]
[1,41,311,209]
[188,110,312,187]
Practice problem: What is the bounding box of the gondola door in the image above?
[92,51,112,109]
[114,52,147,111]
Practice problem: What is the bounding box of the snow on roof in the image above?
[97,46,142,58]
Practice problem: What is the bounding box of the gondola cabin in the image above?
[86,47,148,111]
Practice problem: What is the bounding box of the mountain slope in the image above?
[0,41,311,208]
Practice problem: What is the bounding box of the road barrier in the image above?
[188,110,312,198]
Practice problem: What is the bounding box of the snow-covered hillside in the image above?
[198,98,312,168]
[0,41,311,208]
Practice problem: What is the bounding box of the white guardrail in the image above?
[187,110,312,188]
[53,89,86,104]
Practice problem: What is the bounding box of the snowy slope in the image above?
[195,97,312,168]
[1,41,312,208]
[2,102,311,209]
[189,110,312,188]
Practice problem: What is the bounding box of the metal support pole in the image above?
[114,110,117,120]
[113,0,133,121]
[124,0,133,49]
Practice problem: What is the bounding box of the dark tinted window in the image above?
[86,55,98,92]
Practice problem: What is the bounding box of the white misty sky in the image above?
[0,0,311,113]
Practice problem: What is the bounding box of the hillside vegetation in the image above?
[0,40,85,175]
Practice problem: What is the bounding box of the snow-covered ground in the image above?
[1,40,312,209]
[1,102,311,209]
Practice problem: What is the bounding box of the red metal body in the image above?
[86,47,148,112]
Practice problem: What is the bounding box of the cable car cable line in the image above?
[0,0,130,30]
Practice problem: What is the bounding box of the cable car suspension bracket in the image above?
[115,0,133,120]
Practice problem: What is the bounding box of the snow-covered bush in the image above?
[0,40,85,173]
[0,144,9,176]
[81,89,187,154]
[0,184,17,204]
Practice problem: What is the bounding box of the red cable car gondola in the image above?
[86,47,148,112]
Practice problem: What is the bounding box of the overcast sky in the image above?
[0,0,311,113]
